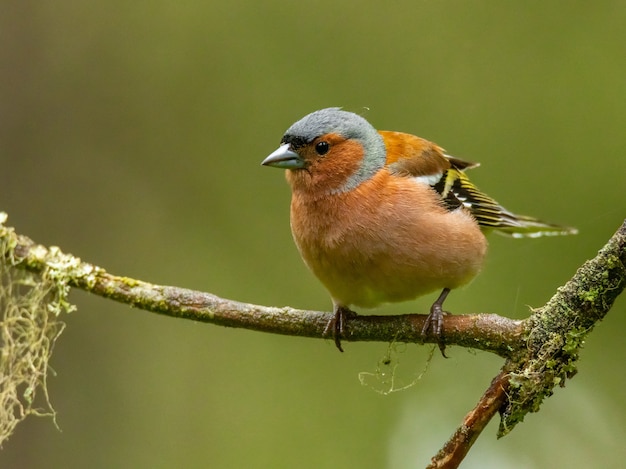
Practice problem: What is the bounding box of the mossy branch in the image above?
[1,212,625,468]
[8,229,525,358]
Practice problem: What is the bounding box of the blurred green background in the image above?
[1,1,625,468]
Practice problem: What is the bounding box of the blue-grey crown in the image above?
[283,108,387,192]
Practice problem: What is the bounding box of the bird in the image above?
[261,108,577,353]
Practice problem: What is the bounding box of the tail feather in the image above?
[483,210,578,238]
[434,167,577,238]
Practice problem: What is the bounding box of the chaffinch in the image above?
[262,108,576,353]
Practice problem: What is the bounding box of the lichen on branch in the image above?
[1,211,625,468]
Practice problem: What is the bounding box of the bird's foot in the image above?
[323,306,357,352]
[421,288,451,357]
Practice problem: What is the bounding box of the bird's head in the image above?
[262,108,386,194]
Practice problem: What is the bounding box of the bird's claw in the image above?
[324,307,357,352]
[421,306,448,357]
[421,288,451,357]
[421,303,445,336]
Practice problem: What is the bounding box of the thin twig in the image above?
[427,369,510,468]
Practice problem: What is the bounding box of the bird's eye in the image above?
[315,141,330,156]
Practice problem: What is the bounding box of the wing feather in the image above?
[380,131,576,237]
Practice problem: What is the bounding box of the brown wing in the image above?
[380,131,577,237]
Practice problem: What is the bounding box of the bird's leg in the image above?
[323,305,357,352]
[421,288,451,356]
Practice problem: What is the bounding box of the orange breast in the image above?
[290,169,488,308]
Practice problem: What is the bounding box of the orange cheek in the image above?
[307,140,365,193]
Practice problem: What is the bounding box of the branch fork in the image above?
[2,213,625,468]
